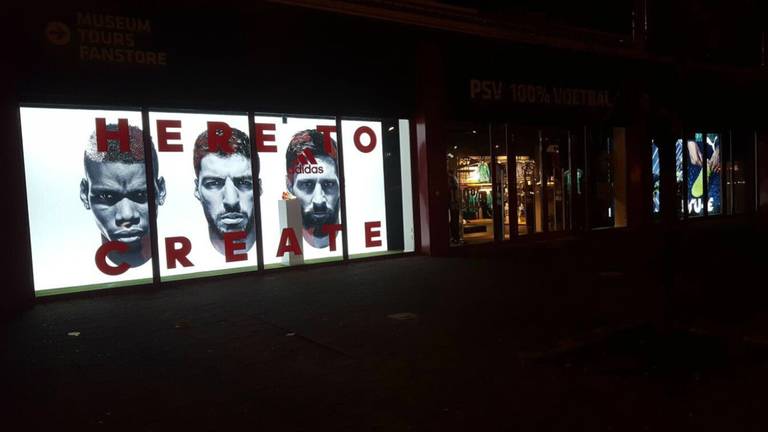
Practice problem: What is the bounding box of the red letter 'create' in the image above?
[224,231,248,262]
[321,224,343,251]
[165,236,193,269]
[95,241,131,275]
[276,228,302,257]
[365,221,382,248]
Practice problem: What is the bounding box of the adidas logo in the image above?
[288,149,325,175]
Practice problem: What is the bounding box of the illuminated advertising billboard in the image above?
[341,120,389,257]
[148,111,258,281]
[678,133,721,216]
[20,107,155,294]
[254,115,343,267]
[652,140,660,214]
[20,106,414,295]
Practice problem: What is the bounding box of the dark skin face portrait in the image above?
[80,161,166,267]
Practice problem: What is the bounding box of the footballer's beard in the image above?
[302,205,340,246]
[208,212,256,254]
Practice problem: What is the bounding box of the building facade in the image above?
[2,1,767,310]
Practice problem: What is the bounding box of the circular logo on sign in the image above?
[45,22,71,46]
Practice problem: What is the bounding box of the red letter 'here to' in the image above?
[166,236,193,269]
[276,228,302,257]
[354,126,377,153]
[95,241,131,276]
[254,123,277,152]
[157,120,183,152]
[316,125,337,156]
[207,121,233,153]
[224,231,248,262]
[95,118,130,153]
[365,221,382,248]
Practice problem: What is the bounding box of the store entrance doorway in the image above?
[447,123,494,246]
[447,122,587,247]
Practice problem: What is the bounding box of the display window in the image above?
[676,138,684,219]
[491,124,510,240]
[19,106,416,295]
[662,129,753,220]
[726,130,753,215]
[588,128,615,228]
[510,126,544,235]
[149,111,258,281]
[542,129,570,232]
[447,124,494,246]
[254,115,343,268]
[341,118,415,259]
[20,107,155,295]
[447,122,624,246]
[684,133,721,217]
[652,140,661,215]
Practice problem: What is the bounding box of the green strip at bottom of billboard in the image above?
[35,278,154,297]
[264,256,344,270]
[348,250,403,260]
[160,265,260,283]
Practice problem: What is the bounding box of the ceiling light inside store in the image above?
[388,126,395,132]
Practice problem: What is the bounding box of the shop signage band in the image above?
[470,79,614,108]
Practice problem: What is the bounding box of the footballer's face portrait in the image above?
[288,155,340,248]
[195,152,255,240]
[80,160,166,267]
[191,126,258,256]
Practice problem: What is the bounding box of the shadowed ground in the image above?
[3,226,768,431]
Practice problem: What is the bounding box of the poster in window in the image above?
[20,107,156,294]
[254,115,343,267]
[148,111,258,280]
[685,133,721,216]
[341,120,388,257]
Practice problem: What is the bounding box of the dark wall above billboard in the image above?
[8,3,420,117]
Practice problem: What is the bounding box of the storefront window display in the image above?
[668,130,753,219]
[491,124,510,240]
[20,107,154,295]
[726,131,753,215]
[652,140,661,215]
[542,129,570,232]
[149,111,258,281]
[684,133,721,217]
[567,129,586,231]
[588,128,615,228]
[19,105,416,295]
[255,115,343,268]
[447,125,494,246]
[677,132,722,218]
[511,126,543,235]
[676,138,684,219]
[448,122,625,245]
[341,118,415,259]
